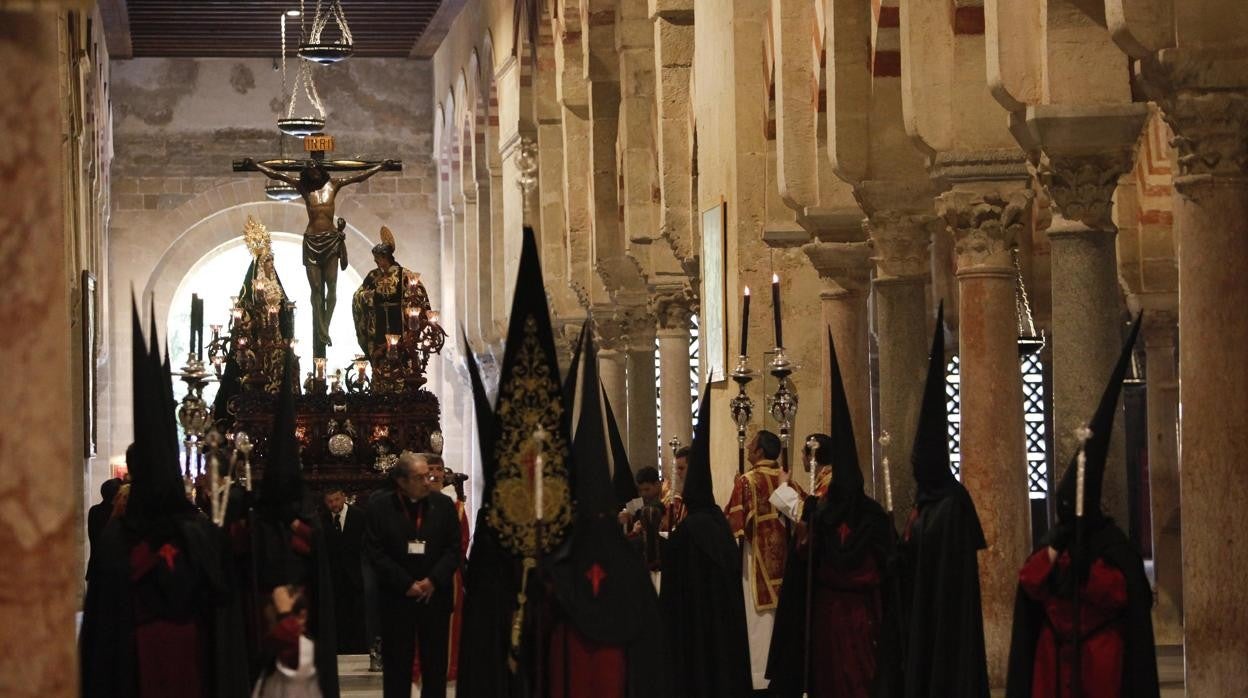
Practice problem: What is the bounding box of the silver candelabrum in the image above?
[175,353,215,497]
[729,354,756,475]
[767,346,799,465]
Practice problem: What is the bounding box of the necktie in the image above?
[333,513,342,532]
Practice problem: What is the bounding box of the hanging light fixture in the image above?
[298,0,354,64]
[1014,248,1046,356]
[277,11,326,137]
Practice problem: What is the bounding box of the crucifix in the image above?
[233,134,402,359]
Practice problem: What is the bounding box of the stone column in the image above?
[0,9,78,696]
[595,314,630,444]
[1149,62,1248,692]
[1143,306,1182,644]
[625,315,659,473]
[866,207,938,528]
[938,181,1034,685]
[654,291,695,478]
[1026,105,1150,527]
[803,240,874,474]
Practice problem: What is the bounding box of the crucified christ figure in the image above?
[244,157,395,358]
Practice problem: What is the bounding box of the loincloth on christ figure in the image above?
[303,228,346,268]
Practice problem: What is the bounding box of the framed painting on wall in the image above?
[82,270,97,458]
[700,200,727,384]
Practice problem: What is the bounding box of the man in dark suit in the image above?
[323,486,367,653]
[364,451,462,698]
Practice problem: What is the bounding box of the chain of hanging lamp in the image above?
[277,3,327,137]
[1013,248,1045,354]
[308,0,353,47]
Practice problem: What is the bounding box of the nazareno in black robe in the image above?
[767,492,903,698]
[1005,520,1160,698]
[899,483,991,698]
[660,504,753,697]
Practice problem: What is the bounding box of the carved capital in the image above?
[938,187,1034,269]
[1042,151,1135,230]
[866,211,940,280]
[801,241,873,295]
[652,287,697,330]
[1140,50,1248,188]
[593,313,630,352]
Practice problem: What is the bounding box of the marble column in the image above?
[654,292,695,479]
[1150,64,1248,692]
[0,9,79,696]
[1143,307,1182,644]
[866,209,938,528]
[803,240,874,476]
[595,314,630,446]
[939,181,1034,686]
[1026,105,1150,527]
[626,319,659,474]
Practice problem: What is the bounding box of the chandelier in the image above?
[277,11,326,138]
[298,0,354,64]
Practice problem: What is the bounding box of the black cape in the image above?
[899,483,990,698]
[767,494,903,697]
[1004,521,1160,698]
[660,505,752,697]
[80,513,251,698]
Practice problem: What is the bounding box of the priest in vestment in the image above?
[726,429,803,689]
[767,331,902,698]
[660,389,753,697]
[899,305,990,698]
[1006,316,1160,698]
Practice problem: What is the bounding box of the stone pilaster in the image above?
[938,179,1034,687]
[802,239,874,479]
[594,311,631,447]
[623,306,659,473]
[654,289,696,478]
[0,9,79,696]
[1143,50,1248,693]
[1142,306,1182,644]
[862,188,941,528]
[1026,105,1150,528]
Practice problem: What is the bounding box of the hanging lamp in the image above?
[1014,248,1046,356]
[277,11,326,138]
[265,132,300,201]
[298,0,354,64]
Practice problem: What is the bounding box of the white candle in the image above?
[534,450,544,522]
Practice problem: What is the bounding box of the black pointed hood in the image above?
[569,327,618,515]
[484,227,573,556]
[562,321,589,422]
[127,294,191,524]
[683,387,716,510]
[1055,313,1143,525]
[258,349,303,521]
[462,329,498,499]
[911,302,956,499]
[827,329,865,499]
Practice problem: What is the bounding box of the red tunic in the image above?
[129,541,204,698]
[725,461,801,610]
[803,523,884,698]
[548,621,627,698]
[1018,549,1128,698]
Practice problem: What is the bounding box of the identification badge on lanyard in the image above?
[408,540,427,555]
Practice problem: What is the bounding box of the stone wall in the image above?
[104,56,445,483]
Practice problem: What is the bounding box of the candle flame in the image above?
[744,286,751,296]
[772,273,779,283]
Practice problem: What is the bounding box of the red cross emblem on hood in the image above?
[586,563,607,597]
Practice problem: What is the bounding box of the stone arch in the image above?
[140,184,388,329]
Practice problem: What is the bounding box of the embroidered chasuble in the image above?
[725,461,802,611]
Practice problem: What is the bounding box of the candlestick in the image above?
[533,425,548,522]
[771,273,783,348]
[1075,425,1092,518]
[805,435,820,494]
[406,306,419,330]
[741,286,751,357]
[878,431,894,513]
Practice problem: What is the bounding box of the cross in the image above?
[232,133,403,358]
[585,563,608,598]
[837,522,852,545]
[157,542,180,570]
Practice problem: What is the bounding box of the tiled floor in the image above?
[341,646,1186,697]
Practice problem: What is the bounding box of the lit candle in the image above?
[771,273,783,348]
[230,307,243,322]
[740,286,751,357]
[209,324,222,340]
[313,357,326,380]
[386,334,400,357]
[253,278,267,296]
[405,307,419,330]
[427,310,440,325]
[534,449,544,522]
